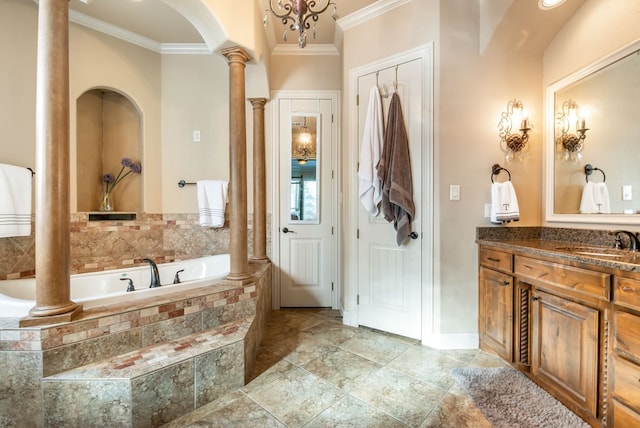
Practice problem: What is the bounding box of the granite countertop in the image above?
[477,237,640,273]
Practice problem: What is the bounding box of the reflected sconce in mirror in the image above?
[498,99,532,162]
[556,99,588,162]
[263,0,337,49]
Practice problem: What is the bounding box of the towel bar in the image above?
[491,164,511,183]
[178,180,196,188]
[584,164,605,182]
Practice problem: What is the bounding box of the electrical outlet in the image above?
[484,203,491,218]
[623,185,632,201]
[192,130,201,142]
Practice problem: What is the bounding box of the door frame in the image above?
[270,90,340,310]
[345,44,436,345]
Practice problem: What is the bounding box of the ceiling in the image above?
[67,0,379,52]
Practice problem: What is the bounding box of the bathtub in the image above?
[0,254,230,318]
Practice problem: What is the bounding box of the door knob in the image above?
[409,232,419,240]
[282,227,296,234]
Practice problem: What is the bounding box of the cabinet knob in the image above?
[620,285,635,293]
[532,296,540,301]
[501,280,510,286]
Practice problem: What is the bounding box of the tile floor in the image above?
[163,309,509,427]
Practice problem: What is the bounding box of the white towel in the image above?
[490,181,520,224]
[358,86,384,216]
[580,182,610,214]
[197,180,228,228]
[0,164,32,238]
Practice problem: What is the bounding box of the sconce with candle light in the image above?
[498,99,532,162]
[556,99,588,161]
[294,119,314,165]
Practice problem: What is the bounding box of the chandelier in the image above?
[264,0,337,49]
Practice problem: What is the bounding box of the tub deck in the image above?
[0,262,272,427]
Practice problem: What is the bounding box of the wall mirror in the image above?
[289,114,320,223]
[545,38,640,225]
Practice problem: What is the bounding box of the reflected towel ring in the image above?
[491,164,511,183]
[584,164,606,183]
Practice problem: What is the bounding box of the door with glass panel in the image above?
[278,97,335,307]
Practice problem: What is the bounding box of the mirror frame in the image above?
[545,37,640,225]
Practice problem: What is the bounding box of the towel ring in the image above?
[491,164,511,183]
[584,164,606,183]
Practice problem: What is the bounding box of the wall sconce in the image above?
[556,99,588,161]
[498,99,532,162]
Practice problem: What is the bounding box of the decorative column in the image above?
[221,47,253,283]
[249,98,269,263]
[28,0,80,322]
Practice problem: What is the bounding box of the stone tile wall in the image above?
[0,212,270,280]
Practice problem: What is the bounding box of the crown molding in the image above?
[272,43,339,56]
[69,9,161,53]
[337,0,412,31]
[69,10,210,55]
[161,43,211,55]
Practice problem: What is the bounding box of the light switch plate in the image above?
[623,185,632,201]
[484,203,492,218]
[450,185,460,201]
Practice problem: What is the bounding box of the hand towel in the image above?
[580,182,610,213]
[197,180,228,228]
[0,163,32,238]
[490,181,520,224]
[358,86,384,216]
[378,92,415,245]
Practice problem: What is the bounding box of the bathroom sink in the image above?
[553,246,636,261]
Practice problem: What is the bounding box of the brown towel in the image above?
[377,93,415,246]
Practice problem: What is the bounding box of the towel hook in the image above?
[394,65,398,92]
[584,164,606,183]
[491,164,511,183]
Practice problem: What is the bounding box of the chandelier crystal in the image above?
[264,0,337,48]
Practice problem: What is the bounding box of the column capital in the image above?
[220,46,252,65]
[248,98,267,109]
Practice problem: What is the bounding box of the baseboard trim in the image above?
[422,333,479,350]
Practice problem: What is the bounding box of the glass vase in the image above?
[99,192,113,212]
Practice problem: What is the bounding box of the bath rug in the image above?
[450,367,590,428]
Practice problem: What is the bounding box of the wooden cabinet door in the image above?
[479,266,513,361]
[531,290,600,416]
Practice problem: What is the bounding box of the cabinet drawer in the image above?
[613,311,640,363]
[612,356,640,412]
[614,277,640,312]
[479,248,512,272]
[514,256,610,301]
[612,399,640,428]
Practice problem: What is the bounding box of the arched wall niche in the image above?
[76,88,143,213]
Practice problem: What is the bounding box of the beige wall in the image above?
[270,55,342,90]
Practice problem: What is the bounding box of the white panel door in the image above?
[357,59,423,339]
[279,97,334,307]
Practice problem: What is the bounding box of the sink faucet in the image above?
[142,258,161,288]
[610,230,640,251]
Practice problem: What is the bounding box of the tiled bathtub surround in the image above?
[0,212,271,280]
[0,263,271,427]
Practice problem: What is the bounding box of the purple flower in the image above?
[130,162,142,174]
[101,157,142,198]
[102,173,115,183]
[120,158,133,168]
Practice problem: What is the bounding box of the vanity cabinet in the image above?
[478,248,513,361]
[478,245,612,426]
[610,276,640,426]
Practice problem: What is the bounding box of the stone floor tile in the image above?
[247,367,345,428]
[348,366,447,427]
[305,394,407,428]
[339,329,409,365]
[303,347,382,391]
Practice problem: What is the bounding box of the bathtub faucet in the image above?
[120,277,135,292]
[173,269,184,284]
[142,258,161,288]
